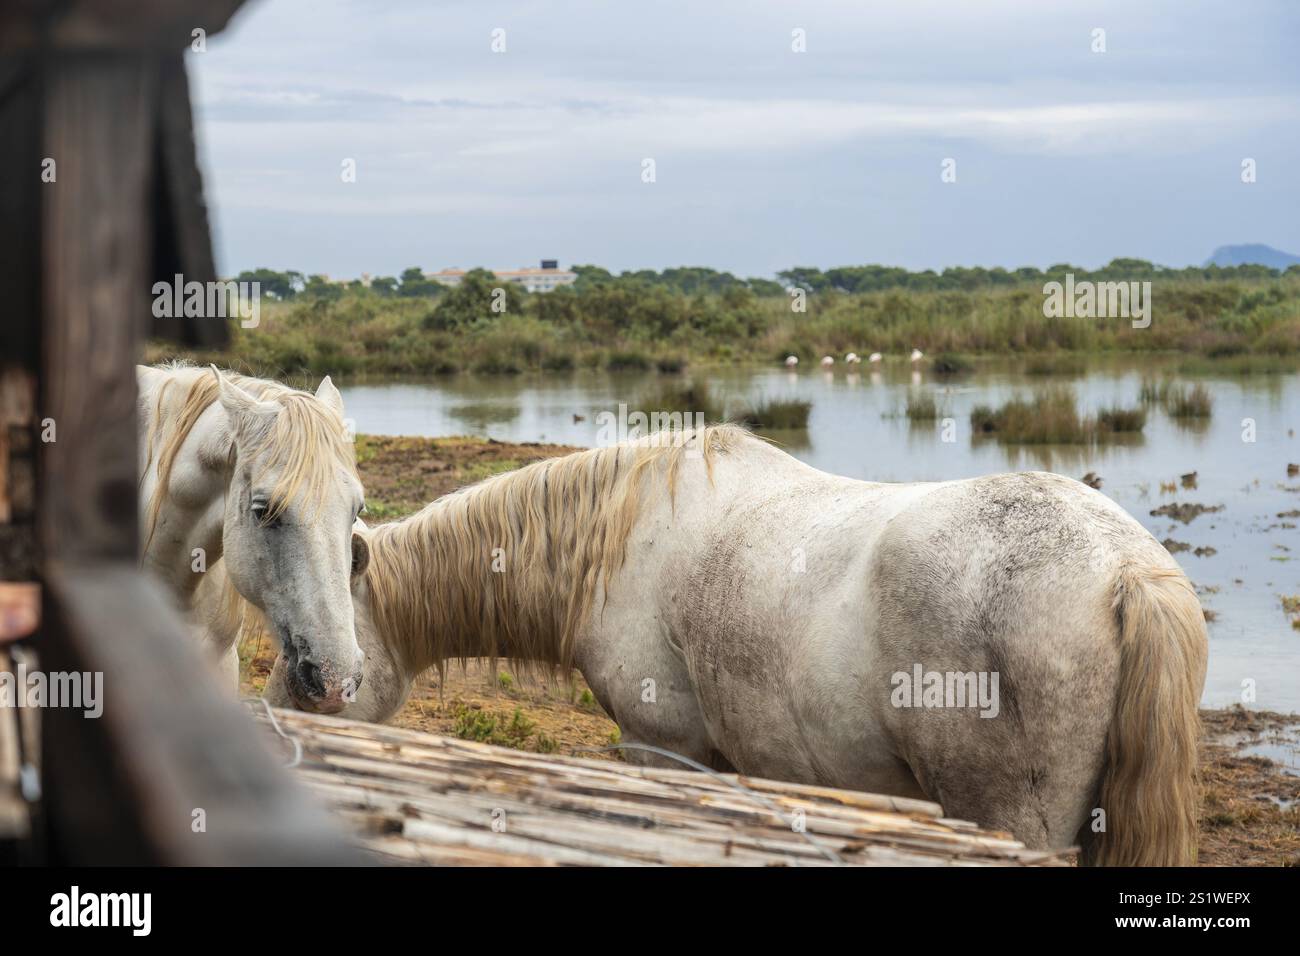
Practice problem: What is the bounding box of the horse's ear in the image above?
[315,375,345,418]
[211,365,278,437]
[350,530,370,579]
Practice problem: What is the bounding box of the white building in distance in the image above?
[431,259,577,293]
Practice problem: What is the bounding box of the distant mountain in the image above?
[1204,243,1300,269]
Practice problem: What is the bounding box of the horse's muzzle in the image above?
[283,646,363,715]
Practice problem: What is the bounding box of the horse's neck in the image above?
[362,431,755,680]
[366,497,566,678]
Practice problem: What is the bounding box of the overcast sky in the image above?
[189,0,1300,280]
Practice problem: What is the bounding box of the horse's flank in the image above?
[361,424,747,678]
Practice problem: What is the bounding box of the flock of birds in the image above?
[784,349,924,368]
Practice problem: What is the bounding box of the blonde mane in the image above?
[142,363,358,553]
[362,424,751,677]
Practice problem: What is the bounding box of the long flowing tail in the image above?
[1084,564,1208,866]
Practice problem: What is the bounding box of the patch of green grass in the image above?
[361,498,408,520]
[1282,595,1300,629]
[452,705,537,749]
[452,707,498,743]
[497,671,514,691]
[353,434,381,465]
[577,688,598,711]
[504,708,536,742]
[461,458,521,483]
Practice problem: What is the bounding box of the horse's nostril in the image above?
[296,660,325,698]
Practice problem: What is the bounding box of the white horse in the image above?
[137,363,367,712]
[255,425,1206,864]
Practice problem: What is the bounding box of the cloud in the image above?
[191,0,1300,274]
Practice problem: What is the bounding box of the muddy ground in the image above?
[243,433,1300,867]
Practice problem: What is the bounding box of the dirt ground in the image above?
[353,433,579,520]
[243,433,1300,867]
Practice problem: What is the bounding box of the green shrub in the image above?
[930,353,973,375]
[607,350,651,371]
[972,389,1146,444]
[905,393,942,421]
[738,398,812,429]
[1167,383,1213,418]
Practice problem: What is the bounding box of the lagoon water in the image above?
[340,359,1300,714]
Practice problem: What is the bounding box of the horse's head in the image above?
[264,520,413,723]
[213,367,365,713]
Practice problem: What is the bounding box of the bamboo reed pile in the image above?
[252,707,1074,867]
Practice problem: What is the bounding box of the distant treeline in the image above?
[148,263,1300,379]
[235,258,1300,303]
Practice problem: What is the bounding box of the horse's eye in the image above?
[251,501,277,527]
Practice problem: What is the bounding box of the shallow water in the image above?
[339,359,1300,714]
[1229,729,1300,780]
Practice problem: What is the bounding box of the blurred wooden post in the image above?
[0,0,361,864]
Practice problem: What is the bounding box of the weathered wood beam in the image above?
[42,567,360,864]
[255,708,1074,867]
[0,0,251,53]
[33,45,356,864]
[40,52,153,562]
[0,52,41,372]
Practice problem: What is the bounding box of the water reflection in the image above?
[449,401,520,430]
